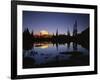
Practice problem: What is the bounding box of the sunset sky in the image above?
[23,11,89,35]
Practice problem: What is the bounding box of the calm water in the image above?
[23,42,89,68]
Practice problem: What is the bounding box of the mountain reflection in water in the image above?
[34,43,49,49]
[23,42,89,69]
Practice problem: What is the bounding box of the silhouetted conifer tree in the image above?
[56,28,58,37]
[73,20,77,37]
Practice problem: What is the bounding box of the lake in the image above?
[23,42,89,68]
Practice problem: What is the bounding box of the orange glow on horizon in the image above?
[40,30,49,36]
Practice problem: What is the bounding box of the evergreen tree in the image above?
[56,28,58,37]
[67,27,70,37]
[73,20,77,37]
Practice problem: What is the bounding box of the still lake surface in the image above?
[23,42,89,68]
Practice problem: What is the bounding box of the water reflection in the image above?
[67,42,70,49]
[34,43,49,49]
[73,42,77,51]
[23,42,89,68]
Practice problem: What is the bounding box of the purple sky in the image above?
[23,11,89,35]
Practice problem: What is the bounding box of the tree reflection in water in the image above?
[23,42,89,69]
